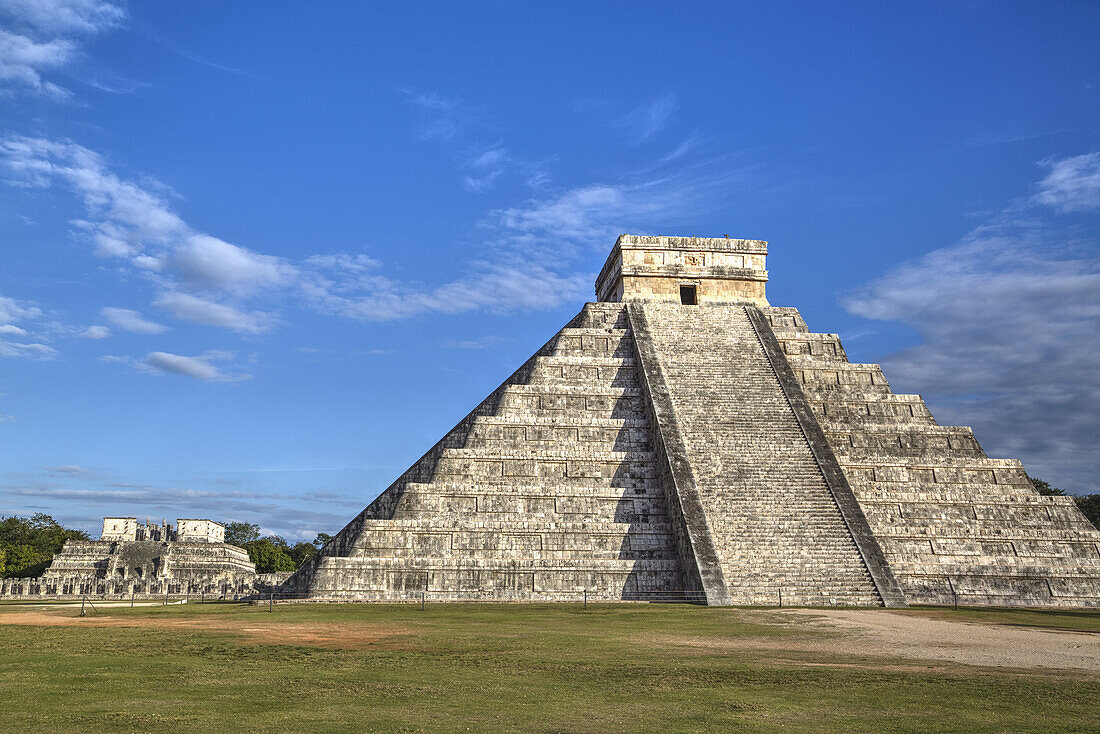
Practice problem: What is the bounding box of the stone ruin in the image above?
[281,234,1100,607]
[0,517,256,599]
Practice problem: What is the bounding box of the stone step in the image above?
[835,446,985,461]
[569,303,629,329]
[804,384,907,400]
[542,333,634,358]
[851,480,1037,495]
[358,518,677,533]
[871,523,1100,540]
[394,495,668,521]
[817,415,939,431]
[316,556,683,573]
[855,488,1070,504]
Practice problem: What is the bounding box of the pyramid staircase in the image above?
[628,303,891,606]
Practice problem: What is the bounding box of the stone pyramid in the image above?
[282,235,1100,607]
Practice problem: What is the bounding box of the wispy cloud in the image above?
[0,292,57,359]
[0,135,287,334]
[404,90,470,141]
[102,350,252,383]
[0,0,125,98]
[0,471,358,540]
[79,324,109,338]
[46,464,94,477]
[404,90,550,193]
[145,30,253,77]
[153,292,277,334]
[844,152,1100,491]
[100,307,167,335]
[1031,152,1100,213]
[618,93,678,144]
[439,335,506,350]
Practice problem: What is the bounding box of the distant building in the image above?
[0,516,255,599]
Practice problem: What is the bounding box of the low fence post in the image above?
[778,588,783,608]
[269,592,273,612]
[130,588,135,608]
[584,589,587,610]
[80,596,86,617]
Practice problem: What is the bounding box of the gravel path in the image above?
[772,609,1100,673]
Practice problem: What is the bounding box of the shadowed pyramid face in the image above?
[595,234,770,306]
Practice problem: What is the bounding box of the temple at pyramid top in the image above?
[596,234,769,305]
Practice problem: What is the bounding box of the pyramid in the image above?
[282,235,1100,607]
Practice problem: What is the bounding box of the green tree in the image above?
[242,537,296,573]
[313,532,333,548]
[0,514,89,577]
[1076,495,1100,531]
[223,522,260,546]
[1030,478,1065,496]
[289,542,317,566]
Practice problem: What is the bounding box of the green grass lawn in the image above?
[0,602,1096,733]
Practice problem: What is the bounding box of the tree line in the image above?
[223,522,332,574]
[0,514,90,578]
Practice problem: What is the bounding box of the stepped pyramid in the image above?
[283,235,1100,607]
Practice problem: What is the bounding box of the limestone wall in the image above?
[595,234,769,305]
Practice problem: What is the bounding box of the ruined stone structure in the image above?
[281,233,1100,606]
[0,517,255,598]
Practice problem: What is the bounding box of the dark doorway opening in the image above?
[679,285,697,305]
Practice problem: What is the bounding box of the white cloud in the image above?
[619,93,678,144]
[0,414,13,423]
[0,293,41,323]
[142,351,230,381]
[844,152,1100,491]
[0,340,58,359]
[0,136,288,334]
[0,0,125,98]
[46,464,92,476]
[0,292,55,359]
[302,256,589,322]
[79,324,110,338]
[106,350,251,383]
[1032,152,1100,213]
[173,234,294,295]
[153,292,276,334]
[439,335,506,350]
[0,137,188,256]
[0,0,126,35]
[100,307,168,335]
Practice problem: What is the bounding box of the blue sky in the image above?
[1,1,1098,539]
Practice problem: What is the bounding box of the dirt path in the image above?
[0,607,406,648]
[767,609,1100,673]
